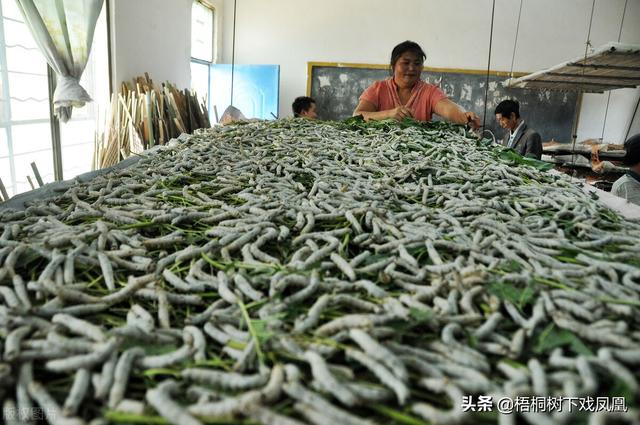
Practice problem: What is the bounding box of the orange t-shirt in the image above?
[359,78,447,122]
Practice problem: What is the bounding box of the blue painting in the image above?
[210,64,280,121]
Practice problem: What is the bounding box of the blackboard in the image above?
[308,62,579,143]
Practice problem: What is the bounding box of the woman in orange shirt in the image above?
[354,41,480,128]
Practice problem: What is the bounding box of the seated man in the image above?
[292,96,318,119]
[494,99,542,159]
[611,134,640,206]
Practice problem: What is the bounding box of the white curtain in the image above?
[16,0,104,122]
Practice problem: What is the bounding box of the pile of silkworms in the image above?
[1,118,639,425]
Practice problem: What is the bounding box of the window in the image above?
[190,1,214,118]
[0,0,109,199]
[0,0,52,197]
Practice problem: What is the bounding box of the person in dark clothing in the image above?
[495,99,542,159]
[611,133,640,205]
[292,96,318,119]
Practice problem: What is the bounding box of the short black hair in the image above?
[495,99,520,119]
[623,133,640,166]
[390,41,426,75]
[292,96,315,117]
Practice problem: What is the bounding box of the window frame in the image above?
[190,0,215,120]
[0,0,112,197]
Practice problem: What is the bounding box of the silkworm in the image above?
[45,337,119,372]
[233,273,264,302]
[285,382,375,425]
[4,325,31,361]
[94,350,118,400]
[51,313,106,342]
[330,253,356,281]
[304,350,358,406]
[345,348,409,405]
[137,343,194,369]
[247,405,307,425]
[186,389,262,417]
[314,313,395,336]
[108,347,145,409]
[96,252,116,291]
[1,112,640,425]
[146,380,202,425]
[349,329,408,382]
[181,368,268,390]
[412,378,466,424]
[63,368,91,416]
[216,270,239,304]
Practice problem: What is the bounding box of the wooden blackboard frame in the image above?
[306,61,581,143]
[306,61,530,96]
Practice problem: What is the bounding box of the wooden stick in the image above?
[27,175,35,190]
[30,162,44,187]
[0,177,9,201]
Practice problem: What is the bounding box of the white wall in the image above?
[218,0,640,143]
[110,0,191,90]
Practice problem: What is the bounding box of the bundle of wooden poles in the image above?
[94,74,211,169]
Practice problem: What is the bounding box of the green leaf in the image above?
[497,148,554,171]
[534,324,593,356]
[226,340,248,351]
[408,307,432,323]
[201,252,227,270]
[608,378,634,401]
[141,343,179,356]
[141,368,181,378]
[104,411,169,424]
[238,300,269,365]
[370,404,432,425]
[250,318,275,346]
[487,280,536,310]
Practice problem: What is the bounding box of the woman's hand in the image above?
[434,99,482,128]
[353,100,413,122]
[387,106,413,121]
[464,111,481,129]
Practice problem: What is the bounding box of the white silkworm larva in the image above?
[94,350,118,400]
[4,325,32,361]
[217,271,239,304]
[184,326,207,362]
[345,348,409,405]
[181,368,268,390]
[285,383,375,425]
[330,252,356,281]
[97,252,116,291]
[527,358,548,396]
[233,273,264,302]
[51,313,106,342]
[186,390,262,417]
[28,381,84,425]
[156,287,171,328]
[146,380,202,425]
[294,294,331,333]
[108,347,145,409]
[137,344,194,369]
[304,350,358,406]
[314,313,394,336]
[63,368,91,416]
[247,406,307,425]
[349,329,408,382]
